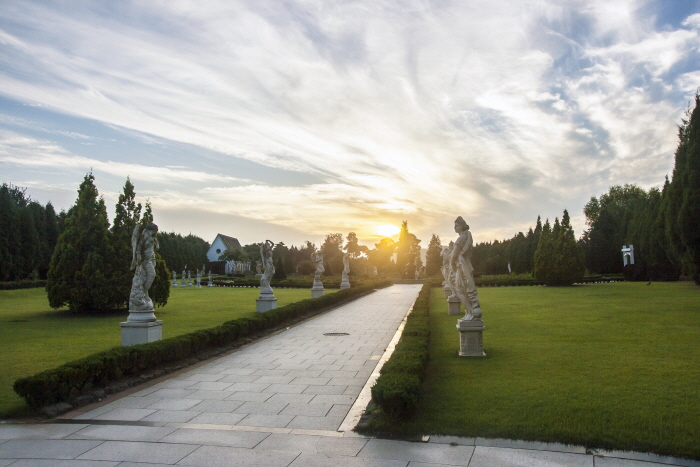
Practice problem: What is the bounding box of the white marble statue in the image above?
[129,222,159,311]
[451,217,482,321]
[196,264,204,288]
[441,242,454,288]
[181,265,187,287]
[260,240,275,293]
[207,270,213,287]
[172,270,178,287]
[256,262,262,275]
[372,265,378,276]
[311,251,324,282]
[187,269,193,286]
[342,253,350,281]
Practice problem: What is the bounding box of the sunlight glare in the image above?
[376,224,400,237]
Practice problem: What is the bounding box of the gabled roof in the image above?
[216,234,242,251]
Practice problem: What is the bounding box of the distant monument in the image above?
[187,269,193,286]
[172,270,178,287]
[622,245,635,266]
[452,216,485,357]
[195,264,204,288]
[181,265,187,287]
[207,270,213,287]
[120,222,163,346]
[340,253,351,290]
[256,240,277,312]
[311,250,325,298]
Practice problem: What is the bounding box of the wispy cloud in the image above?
[0,0,698,244]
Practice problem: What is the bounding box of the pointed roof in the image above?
[216,234,241,251]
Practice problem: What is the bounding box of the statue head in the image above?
[454,216,469,233]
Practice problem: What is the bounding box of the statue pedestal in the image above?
[443,287,452,299]
[447,295,462,315]
[120,310,162,346]
[207,282,213,287]
[256,291,277,312]
[456,319,486,358]
[339,279,350,290]
[172,281,178,287]
[311,281,325,298]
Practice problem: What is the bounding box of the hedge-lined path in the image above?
[0,284,694,466]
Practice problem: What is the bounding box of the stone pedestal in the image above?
[207,282,213,287]
[456,319,486,358]
[339,279,350,290]
[443,287,452,299]
[172,280,178,287]
[311,280,325,298]
[120,309,162,346]
[256,294,278,312]
[181,278,186,287]
[447,295,462,315]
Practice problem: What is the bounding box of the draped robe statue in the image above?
[129,222,159,311]
[450,217,482,321]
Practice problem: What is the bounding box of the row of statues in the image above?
[171,265,213,288]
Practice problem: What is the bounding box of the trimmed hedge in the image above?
[14,280,391,409]
[370,280,432,418]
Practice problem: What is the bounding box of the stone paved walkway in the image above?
[0,284,697,467]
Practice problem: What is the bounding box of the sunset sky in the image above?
[1,1,699,250]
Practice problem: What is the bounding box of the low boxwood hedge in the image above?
[370,280,432,418]
[0,280,47,290]
[14,280,391,409]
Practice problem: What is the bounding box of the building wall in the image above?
[207,236,228,262]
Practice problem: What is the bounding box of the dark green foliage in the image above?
[534,211,585,286]
[152,252,171,308]
[425,234,442,277]
[471,216,541,276]
[157,232,210,274]
[14,280,391,408]
[110,177,142,309]
[273,256,287,279]
[46,173,117,312]
[367,237,397,276]
[370,281,431,419]
[0,184,60,281]
[0,280,47,290]
[321,233,344,275]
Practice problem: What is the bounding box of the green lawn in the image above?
[0,285,331,418]
[400,282,700,459]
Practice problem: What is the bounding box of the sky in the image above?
[1,0,699,250]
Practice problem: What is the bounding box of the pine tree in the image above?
[557,209,585,285]
[534,219,553,284]
[47,172,117,312]
[396,221,421,278]
[273,256,287,279]
[111,177,142,308]
[425,234,442,276]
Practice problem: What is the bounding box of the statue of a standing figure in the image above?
[129,222,159,312]
[340,253,351,289]
[260,240,275,293]
[172,270,178,287]
[451,217,482,320]
[311,251,324,282]
[207,270,213,287]
[196,264,204,288]
[181,265,187,287]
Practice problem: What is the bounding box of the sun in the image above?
[376,224,400,237]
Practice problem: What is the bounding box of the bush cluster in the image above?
[370,281,432,418]
[211,278,350,289]
[14,280,391,408]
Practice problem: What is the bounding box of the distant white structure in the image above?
[622,245,635,266]
[207,234,242,262]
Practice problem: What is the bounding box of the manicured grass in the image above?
[0,286,332,418]
[395,282,700,459]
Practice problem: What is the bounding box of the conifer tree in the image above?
[534,219,553,284]
[111,177,142,308]
[556,209,585,285]
[425,234,442,276]
[47,172,117,312]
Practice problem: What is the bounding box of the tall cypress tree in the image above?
[47,172,117,312]
[111,177,142,309]
[425,234,442,277]
[534,219,553,284]
[557,210,585,285]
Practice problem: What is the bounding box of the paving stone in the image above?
[179,372,226,382]
[147,388,197,399]
[185,381,233,391]
[219,367,257,375]
[311,394,357,405]
[254,433,321,452]
[592,449,700,467]
[189,389,236,400]
[179,445,299,467]
[469,446,592,466]
[0,439,102,459]
[316,436,369,456]
[246,375,295,384]
[190,400,244,412]
[0,424,88,440]
[217,374,261,383]
[303,385,348,395]
[160,427,269,448]
[280,403,332,417]
[289,453,408,467]
[103,396,162,409]
[77,440,197,464]
[238,414,295,428]
[149,379,193,389]
[329,377,367,386]
[286,415,345,431]
[90,408,156,421]
[225,391,274,402]
[227,382,271,392]
[263,383,309,394]
[146,398,202,411]
[358,439,475,465]
[233,401,289,415]
[188,412,248,425]
[250,369,290,377]
[475,437,586,454]
[66,424,177,442]
[265,393,315,404]
[140,409,200,423]
[328,404,351,418]
[6,460,119,466]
